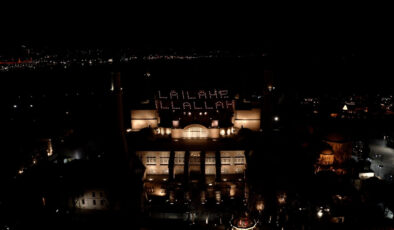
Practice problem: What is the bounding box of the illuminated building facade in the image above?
[129,88,262,220]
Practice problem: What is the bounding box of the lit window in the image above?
[221,157,231,165]
[146,156,156,165]
[175,157,184,165]
[160,157,169,165]
[205,157,216,165]
[234,157,245,165]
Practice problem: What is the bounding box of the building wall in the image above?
[233,108,261,131]
[136,151,170,178]
[171,127,220,139]
[74,189,109,210]
[205,151,216,175]
[131,110,159,130]
[137,150,245,180]
[189,151,201,175]
[324,141,352,164]
[220,151,246,174]
[174,151,185,176]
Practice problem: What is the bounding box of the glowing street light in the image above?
[317,209,323,218]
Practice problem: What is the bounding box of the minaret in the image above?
[111,72,131,168]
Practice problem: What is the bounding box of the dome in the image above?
[321,149,334,155]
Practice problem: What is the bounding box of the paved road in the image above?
[369,139,394,181]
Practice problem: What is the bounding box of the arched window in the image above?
[183,124,208,138]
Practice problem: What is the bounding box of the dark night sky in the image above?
[1,6,393,94]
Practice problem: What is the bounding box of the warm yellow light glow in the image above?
[211,120,219,127]
[131,120,158,130]
[277,193,287,205]
[342,105,348,111]
[317,209,323,218]
[47,139,53,157]
[359,172,375,180]
[215,191,221,204]
[172,120,179,128]
[220,129,225,136]
[201,191,207,204]
[256,200,264,212]
[230,184,236,197]
[320,152,334,165]
[183,124,208,138]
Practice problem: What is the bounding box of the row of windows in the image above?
[146,156,245,165]
[91,192,104,197]
[175,157,184,164]
[234,157,245,165]
[81,199,106,206]
[146,157,156,165]
[146,157,171,165]
[206,157,216,165]
[221,157,231,165]
[160,157,169,165]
